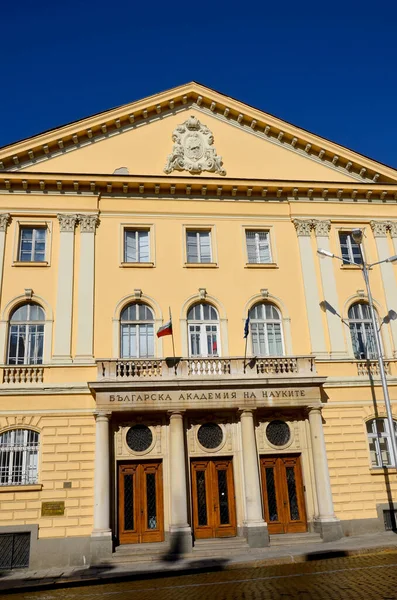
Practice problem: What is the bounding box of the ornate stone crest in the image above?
[164,115,226,176]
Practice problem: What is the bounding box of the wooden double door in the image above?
[191,458,237,539]
[260,455,307,534]
[118,461,164,544]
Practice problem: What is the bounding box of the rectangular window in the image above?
[124,230,150,263]
[18,227,46,262]
[339,232,363,265]
[246,230,271,264]
[186,230,212,263]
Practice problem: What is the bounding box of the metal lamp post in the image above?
[317,229,397,468]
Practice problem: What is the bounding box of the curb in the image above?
[1,543,397,595]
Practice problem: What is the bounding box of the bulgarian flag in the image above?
[157,319,173,338]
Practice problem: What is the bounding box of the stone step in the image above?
[270,532,322,546]
[192,537,250,556]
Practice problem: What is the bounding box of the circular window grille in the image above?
[266,420,290,446]
[197,423,224,449]
[126,425,153,452]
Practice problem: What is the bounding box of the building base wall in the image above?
[30,536,93,569]
[313,519,344,542]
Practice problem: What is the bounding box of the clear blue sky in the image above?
[1,1,396,168]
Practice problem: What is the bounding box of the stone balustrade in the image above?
[3,366,44,384]
[97,356,316,381]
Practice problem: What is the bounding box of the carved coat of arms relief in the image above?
[164,115,226,175]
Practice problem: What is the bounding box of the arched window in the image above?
[348,302,377,359]
[187,303,220,357]
[366,418,397,467]
[7,303,45,365]
[0,429,40,486]
[249,303,284,356]
[120,303,154,358]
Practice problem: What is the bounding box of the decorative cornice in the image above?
[293,219,313,237]
[0,213,11,232]
[370,220,389,238]
[79,214,99,233]
[313,219,331,237]
[57,213,78,232]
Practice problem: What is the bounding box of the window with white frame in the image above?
[120,303,154,358]
[124,229,150,263]
[0,429,39,486]
[186,230,212,263]
[366,418,397,467]
[348,302,377,359]
[18,227,46,262]
[245,230,272,264]
[187,303,220,357]
[7,304,45,365]
[249,303,284,356]
[339,232,363,265]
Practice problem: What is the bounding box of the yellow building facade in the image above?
[0,82,397,568]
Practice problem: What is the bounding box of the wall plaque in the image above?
[41,501,65,517]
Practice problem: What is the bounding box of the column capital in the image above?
[293,219,313,237]
[307,405,323,416]
[0,213,11,232]
[57,213,78,232]
[168,410,185,418]
[79,213,100,233]
[389,221,397,238]
[370,220,388,238]
[313,220,331,238]
[238,408,256,417]
[94,411,112,421]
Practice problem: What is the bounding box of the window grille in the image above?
[246,230,271,263]
[366,418,397,468]
[249,303,284,356]
[339,232,363,265]
[124,230,150,262]
[383,509,397,531]
[0,533,30,569]
[348,302,377,359]
[120,303,154,358]
[0,429,39,486]
[187,303,220,357]
[7,303,45,365]
[19,227,46,262]
[186,230,212,263]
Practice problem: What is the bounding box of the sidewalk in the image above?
[1,531,397,594]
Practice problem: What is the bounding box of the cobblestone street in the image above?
[5,551,397,600]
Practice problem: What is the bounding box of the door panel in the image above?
[261,455,307,534]
[119,461,164,544]
[192,459,236,539]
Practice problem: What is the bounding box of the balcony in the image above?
[97,356,316,381]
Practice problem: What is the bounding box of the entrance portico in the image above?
[89,355,341,559]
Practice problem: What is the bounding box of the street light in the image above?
[318,230,397,468]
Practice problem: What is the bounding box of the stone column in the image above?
[240,409,269,547]
[168,411,192,553]
[293,219,327,357]
[91,411,112,562]
[371,221,397,357]
[308,407,342,541]
[75,214,99,363]
[314,220,346,357]
[53,214,78,363]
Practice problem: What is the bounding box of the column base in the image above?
[242,521,270,548]
[168,525,193,555]
[90,531,113,564]
[313,518,343,542]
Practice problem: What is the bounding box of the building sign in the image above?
[96,387,319,411]
[41,501,65,517]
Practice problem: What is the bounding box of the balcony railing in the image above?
[356,360,390,377]
[97,356,316,381]
[3,366,44,384]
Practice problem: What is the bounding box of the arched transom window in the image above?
[8,303,45,365]
[0,429,40,486]
[249,303,284,356]
[187,303,220,357]
[366,418,397,467]
[348,302,377,359]
[120,303,154,358]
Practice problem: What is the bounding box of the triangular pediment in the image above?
[1,82,396,184]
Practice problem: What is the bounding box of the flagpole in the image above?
[243,331,248,373]
[169,307,177,373]
[243,312,249,373]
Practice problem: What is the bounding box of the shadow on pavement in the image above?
[304,550,348,561]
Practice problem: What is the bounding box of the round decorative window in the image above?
[197,423,223,449]
[266,420,290,447]
[126,425,153,452]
